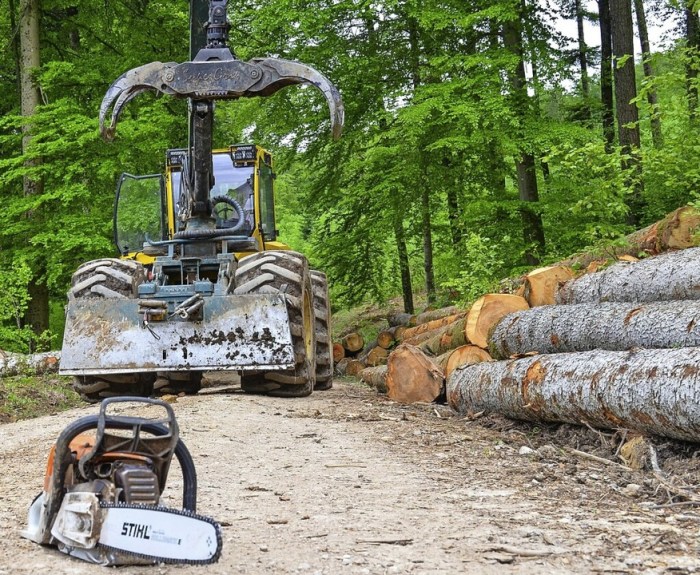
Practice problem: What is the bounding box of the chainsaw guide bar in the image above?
[97,502,223,565]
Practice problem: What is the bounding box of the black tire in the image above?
[72,374,154,404]
[310,270,333,390]
[68,258,155,402]
[154,371,203,395]
[69,258,145,299]
[234,251,316,397]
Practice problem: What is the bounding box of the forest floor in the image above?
[1,377,700,574]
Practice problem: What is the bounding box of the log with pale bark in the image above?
[435,345,492,378]
[447,347,700,442]
[360,365,388,393]
[522,266,574,307]
[0,351,61,377]
[341,332,365,355]
[559,206,700,269]
[386,344,444,404]
[490,300,700,359]
[557,247,700,305]
[466,294,529,349]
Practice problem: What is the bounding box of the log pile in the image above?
[449,244,700,442]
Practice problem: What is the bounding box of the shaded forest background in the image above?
[1,0,699,352]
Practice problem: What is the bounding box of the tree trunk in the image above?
[466,294,529,348]
[610,0,644,226]
[360,365,388,393]
[503,11,545,266]
[490,300,700,358]
[447,347,700,442]
[686,6,700,120]
[345,359,365,377]
[392,210,414,314]
[557,246,700,304]
[522,266,575,307]
[421,183,436,304]
[576,0,591,100]
[633,0,663,148]
[19,0,49,338]
[386,344,444,404]
[598,0,616,149]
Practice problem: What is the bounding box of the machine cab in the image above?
[113,144,280,262]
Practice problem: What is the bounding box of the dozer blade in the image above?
[60,295,295,375]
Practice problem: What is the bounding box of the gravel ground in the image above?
[0,378,699,574]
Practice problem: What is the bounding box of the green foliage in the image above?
[0,0,698,330]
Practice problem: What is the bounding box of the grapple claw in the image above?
[99,62,178,141]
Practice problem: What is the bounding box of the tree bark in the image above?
[633,0,663,148]
[522,266,575,307]
[360,365,388,393]
[598,0,616,150]
[400,312,467,342]
[392,210,414,314]
[412,306,463,325]
[610,0,644,226]
[19,0,49,338]
[490,300,700,358]
[0,350,60,377]
[447,347,700,442]
[387,312,414,327]
[686,6,700,120]
[466,294,530,348]
[387,344,444,404]
[576,0,591,100]
[418,318,469,356]
[503,10,546,265]
[557,247,700,304]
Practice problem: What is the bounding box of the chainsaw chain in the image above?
[97,502,223,565]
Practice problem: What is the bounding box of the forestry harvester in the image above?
[59,0,343,401]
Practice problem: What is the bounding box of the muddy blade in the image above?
[99,505,222,564]
[60,294,295,375]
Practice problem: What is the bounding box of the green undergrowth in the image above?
[0,374,82,423]
[332,294,430,344]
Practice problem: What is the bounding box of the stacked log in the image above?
[490,300,700,358]
[447,348,700,443]
[386,344,444,404]
[449,242,700,441]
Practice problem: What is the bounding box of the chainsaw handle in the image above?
[42,413,198,543]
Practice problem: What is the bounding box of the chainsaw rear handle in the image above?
[44,401,198,533]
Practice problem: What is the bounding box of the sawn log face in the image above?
[490,300,700,358]
[557,247,700,304]
[446,347,700,442]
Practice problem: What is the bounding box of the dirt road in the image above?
[0,379,699,574]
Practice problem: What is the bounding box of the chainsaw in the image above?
[22,397,222,565]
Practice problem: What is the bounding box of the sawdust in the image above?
[0,378,699,574]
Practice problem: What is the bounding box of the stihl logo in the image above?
[121,522,151,539]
